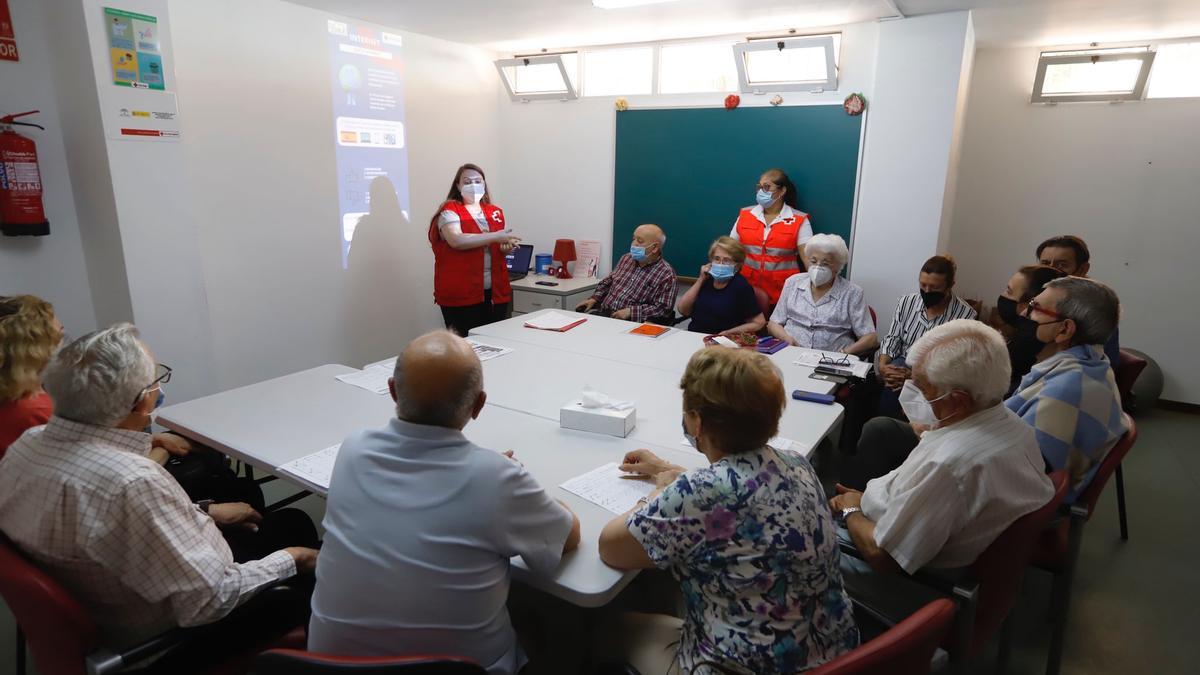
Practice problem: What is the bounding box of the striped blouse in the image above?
[880,293,978,361]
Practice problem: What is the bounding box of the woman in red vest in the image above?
[428,164,521,336]
[730,168,814,306]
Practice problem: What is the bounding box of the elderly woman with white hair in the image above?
[830,319,1054,584]
[766,233,878,355]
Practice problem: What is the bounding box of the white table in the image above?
[472,334,841,455]
[157,364,708,607]
[471,309,843,396]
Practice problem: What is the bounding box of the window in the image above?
[1031,47,1154,103]
[1147,41,1200,98]
[658,41,738,93]
[495,53,579,101]
[733,35,838,94]
[582,47,654,96]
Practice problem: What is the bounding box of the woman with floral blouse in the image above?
[599,347,858,674]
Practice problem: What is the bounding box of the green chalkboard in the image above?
[613,106,862,277]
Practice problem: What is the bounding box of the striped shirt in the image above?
[0,417,295,649]
[591,253,677,322]
[880,293,978,361]
[860,404,1054,573]
[770,273,876,352]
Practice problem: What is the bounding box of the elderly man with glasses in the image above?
[1005,277,1128,502]
[0,324,320,668]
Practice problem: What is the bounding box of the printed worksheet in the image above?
[335,365,391,395]
[560,462,656,514]
[278,443,342,491]
[466,338,513,362]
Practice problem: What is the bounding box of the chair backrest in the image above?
[1076,420,1137,520]
[868,305,877,329]
[964,470,1069,656]
[809,599,956,675]
[0,534,99,675]
[1115,349,1148,413]
[753,286,770,319]
[252,650,487,675]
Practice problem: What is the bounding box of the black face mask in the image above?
[996,296,1020,326]
[920,290,947,309]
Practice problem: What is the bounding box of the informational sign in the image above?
[104,7,165,90]
[327,18,409,268]
[108,90,181,140]
[0,0,18,62]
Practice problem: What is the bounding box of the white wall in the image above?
[495,21,880,278]
[949,46,1200,404]
[0,0,97,334]
[167,0,501,390]
[850,11,976,314]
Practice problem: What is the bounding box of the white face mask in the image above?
[809,265,834,286]
[461,181,485,202]
[898,380,953,427]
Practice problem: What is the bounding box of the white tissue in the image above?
[580,385,634,411]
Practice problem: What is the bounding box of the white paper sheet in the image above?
[792,349,872,378]
[277,443,341,491]
[335,365,392,395]
[466,338,513,362]
[524,310,584,331]
[560,462,656,514]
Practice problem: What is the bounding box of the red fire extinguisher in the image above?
[0,110,50,237]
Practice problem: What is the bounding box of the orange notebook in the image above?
[628,323,670,338]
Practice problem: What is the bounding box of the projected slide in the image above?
[327,18,410,268]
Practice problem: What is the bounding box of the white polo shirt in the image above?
[860,403,1054,574]
[309,417,574,675]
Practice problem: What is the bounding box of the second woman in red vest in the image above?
[428,164,522,336]
[730,168,814,307]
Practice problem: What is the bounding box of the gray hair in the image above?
[42,323,155,427]
[1045,277,1120,346]
[392,354,482,428]
[908,319,1011,408]
[804,234,850,270]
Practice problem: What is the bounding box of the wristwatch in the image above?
[196,499,215,514]
[838,506,862,523]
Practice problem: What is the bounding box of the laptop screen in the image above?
[505,244,534,273]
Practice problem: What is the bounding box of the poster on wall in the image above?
[104,7,165,90]
[327,18,410,268]
[0,0,18,62]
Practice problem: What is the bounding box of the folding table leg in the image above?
[1115,463,1129,541]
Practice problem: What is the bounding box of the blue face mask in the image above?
[630,245,647,262]
[709,263,736,280]
[755,189,776,208]
[682,418,698,449]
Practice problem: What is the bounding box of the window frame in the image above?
[732,34,838,94]
[1031,48,1156,103]
[494,53,579,102]
[1146,40,1200,100]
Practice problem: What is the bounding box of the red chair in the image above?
[1032,422,1137,675]
[1114,349,1147,414]
[251,650,486,674]
[844,471,1070,675]
[0,533,303,675]
[809,599,956,675]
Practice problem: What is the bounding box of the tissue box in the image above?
[560,400,636,438]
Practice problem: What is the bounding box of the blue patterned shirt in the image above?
[627,447,858,673]
[1006,344,1129,502]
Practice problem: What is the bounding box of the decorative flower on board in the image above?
[843,92,867,116]
[614,97,629,111]
[770,94,783,106]
[724,94,741,110]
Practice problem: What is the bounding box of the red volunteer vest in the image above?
[428,201,512,307]
[735,207,807,304]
